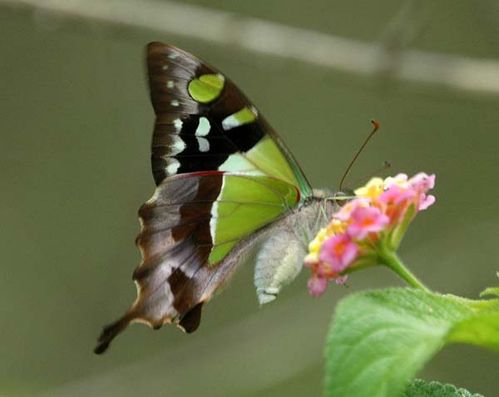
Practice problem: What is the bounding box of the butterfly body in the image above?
[95,43,336,354]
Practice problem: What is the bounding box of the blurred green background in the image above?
[1,1,498,396]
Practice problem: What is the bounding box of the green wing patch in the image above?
[219,136,306,194]
[209,174,299,264]
[188,73,225,103]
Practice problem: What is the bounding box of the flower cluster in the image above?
[305,173,436,296]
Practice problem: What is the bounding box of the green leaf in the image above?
[404,379,484,397]
[480,287,499,298]
[325,288,499,397]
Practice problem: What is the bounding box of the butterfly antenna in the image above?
[339,119,381,191]
[350,160,392,186]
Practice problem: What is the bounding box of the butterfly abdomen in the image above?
[254,198,337,304]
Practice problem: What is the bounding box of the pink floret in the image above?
[308,276,328,297]
[320,234,358,273]
[419,194,436,210]
[347,206,390,239]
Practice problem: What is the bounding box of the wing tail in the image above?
[94,311,136,354]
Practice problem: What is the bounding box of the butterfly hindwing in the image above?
[95,172,300,353]
[95,43,311,353]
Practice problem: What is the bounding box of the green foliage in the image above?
[324,288,499,397]
[480,287,499,298]
[404,379,483,397]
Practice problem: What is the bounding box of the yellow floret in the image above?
[354,177,384,200]
[308,227,329,254]
[328,219,346,234]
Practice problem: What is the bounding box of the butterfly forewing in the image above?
[147,42,312,194]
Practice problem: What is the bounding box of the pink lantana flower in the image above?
[304,172,436,296]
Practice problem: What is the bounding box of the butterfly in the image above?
[94,42,338,354]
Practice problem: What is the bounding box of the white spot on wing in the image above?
[195,117,211,136]
[173,118,183,132]
[168,53,178,60]
[162,65,168,70]
[171,100,179,107]
[165,157,180,175]
[210,175,226,243]
[219,153,264,174]
[197,137,210,152]
[221,106,257,131]
[166,80,174,88]
[170,135,186,155]
[221,114,239,130]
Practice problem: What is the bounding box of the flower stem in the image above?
[378,248,430,292]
